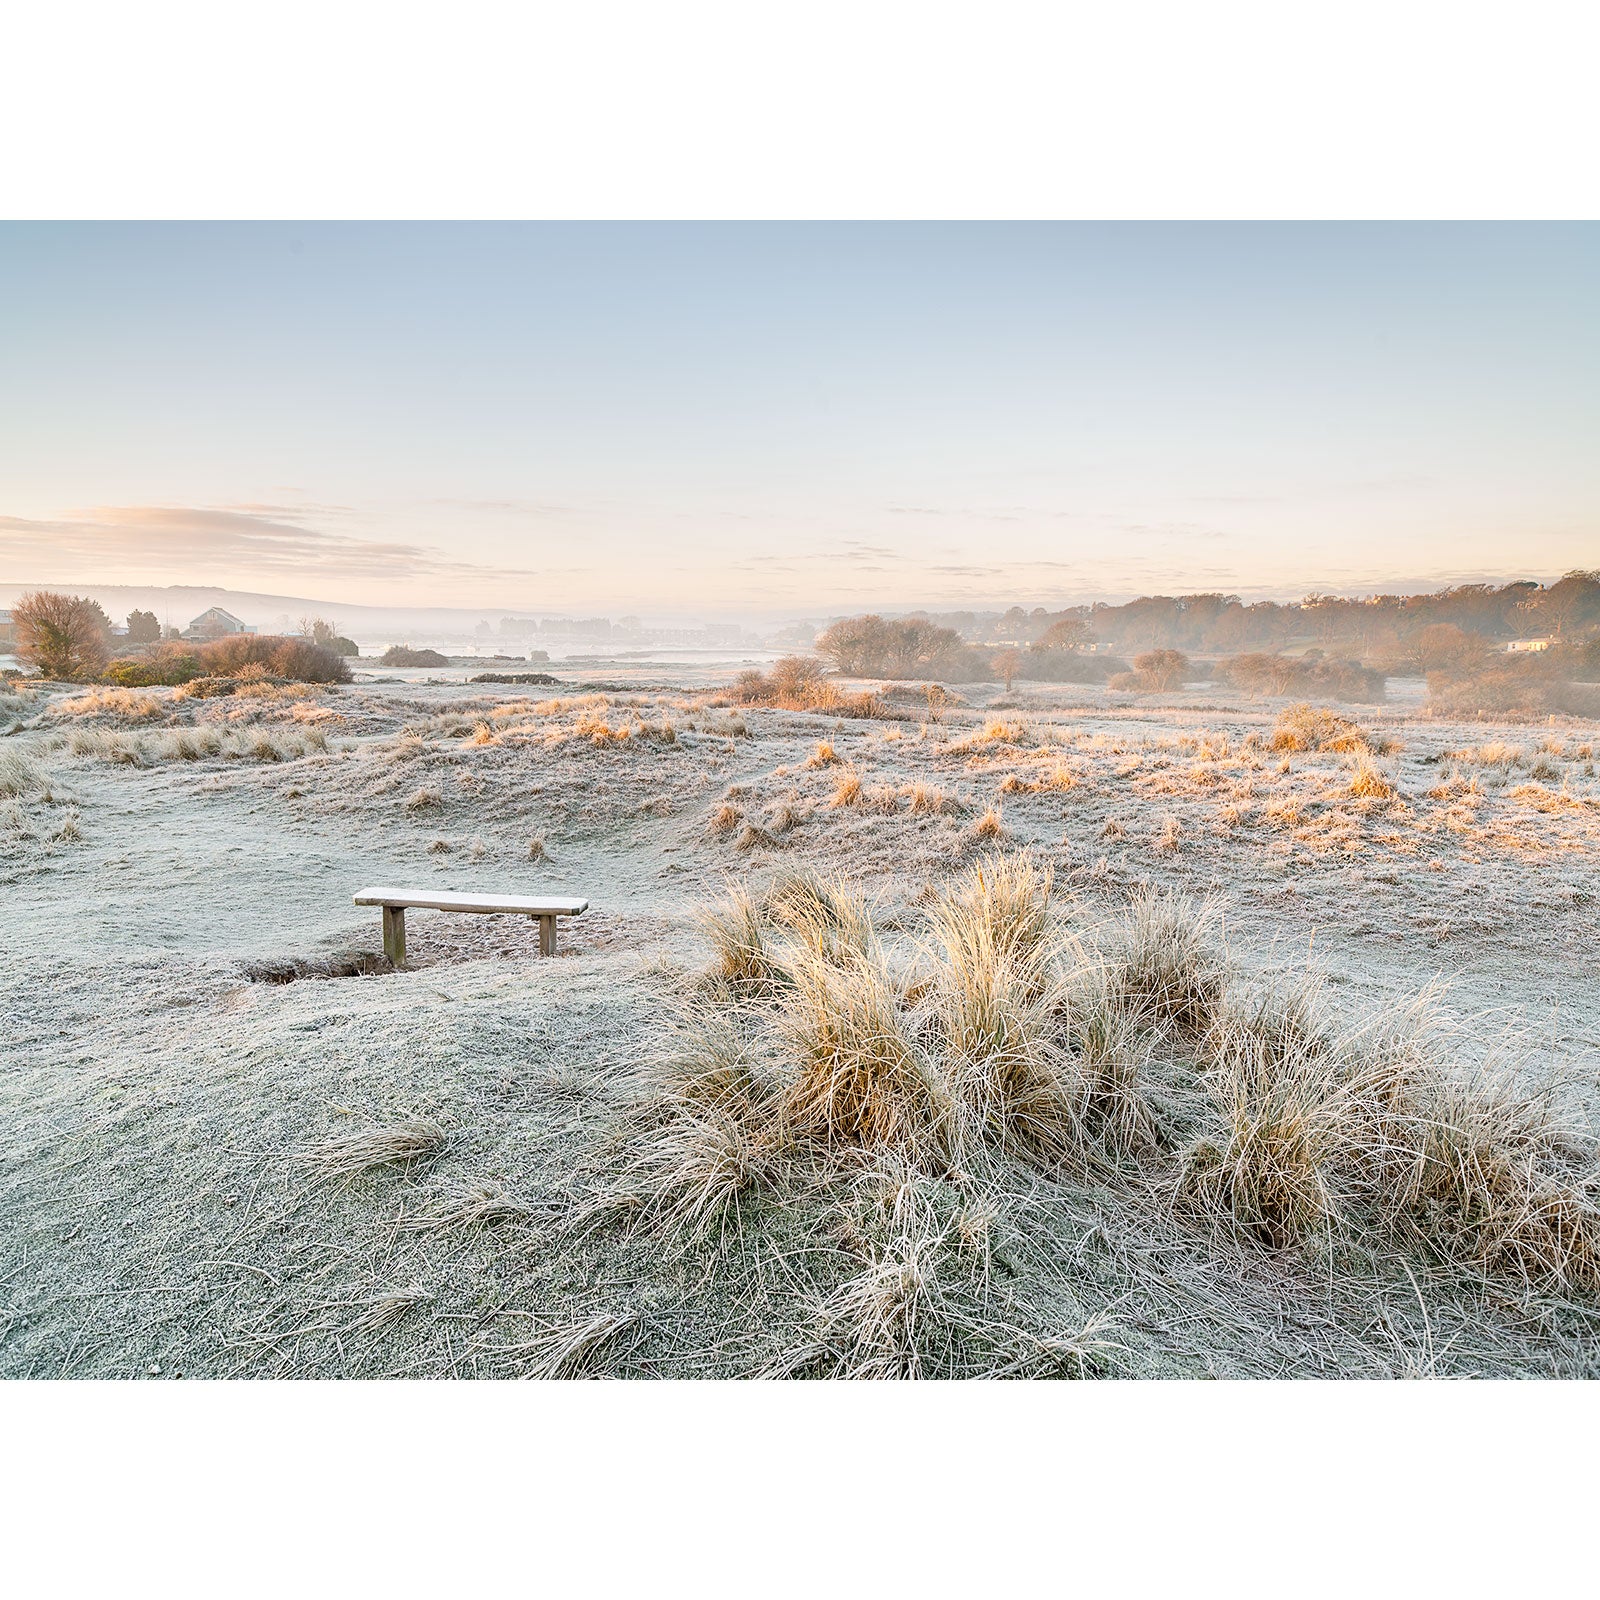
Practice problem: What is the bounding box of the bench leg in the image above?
[382,905,407,967]
[538,914,556,957]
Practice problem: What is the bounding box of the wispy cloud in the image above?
[0,505,554,587]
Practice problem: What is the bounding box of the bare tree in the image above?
[13,591,111,681]
[991,648,1023,692]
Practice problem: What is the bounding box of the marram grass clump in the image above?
[612,851,1600,1353]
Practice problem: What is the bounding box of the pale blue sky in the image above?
[1,223,1594,615]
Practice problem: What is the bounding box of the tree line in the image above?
[898,573,1600,657]
[3,591,354,684]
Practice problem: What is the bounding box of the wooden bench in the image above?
[352,886,589,965]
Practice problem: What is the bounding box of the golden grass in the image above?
[1347,756,1397,800]
[936,851,1054,964]
[971,805,1005,841]
[766,873,877,964]
[50,687,166,722]
[779,943,955,1163]
[1271,704,1386,755]
[617,855,1600,1350]
[1187,983,1355,1247]
[699,883,785,994]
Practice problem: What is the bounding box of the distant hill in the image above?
[0,583,545,639]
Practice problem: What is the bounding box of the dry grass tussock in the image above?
[48,687,168,722]
[946,716,1041,755]
[0,743,81,854]
[0,746,50,800]
[689,863,1600,1330]
[1450,740,1524,771]
[829,769,862,808]
[54,724,331,765]
[296,1120,449,1179]
[1346,755,1397,800]
[1271,704,1392,755]
[730,657,887,719]
[1177,981,1600,1292]
[629,856,1159,1220]
[971,804,1005,841]
[603,855,1229,1371]
[397,1180,535,1233]
[1101,885,1227,1035]
[0,682,43,719]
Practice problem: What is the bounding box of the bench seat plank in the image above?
[353,887,589,916]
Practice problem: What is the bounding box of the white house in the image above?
[1503,638,1554,654]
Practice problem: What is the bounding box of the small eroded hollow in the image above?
[243,951,392,984]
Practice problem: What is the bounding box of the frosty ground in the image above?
[4,672,1600,1378]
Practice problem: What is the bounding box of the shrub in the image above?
[194,634,352,684]
[1426,661,1600,720]
[1219,653,1386,703]
[301,617,359,656]
[1017,647,1124,684]
[1134,649,1189,690]
[102,654,201,687]
[991,649,1024,692]
[1108,649,1190,694]
[730,658,885,718]
[380,645,449,667]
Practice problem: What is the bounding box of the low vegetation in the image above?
[11,662,1600,1379]
[1109,649,1190,694]
[53,723,332,764]
[730,656,887,718]
[599,856,1600,1373]
[1269,703,1392,755]
[380,645,450,667]
[1219,652,1387,704]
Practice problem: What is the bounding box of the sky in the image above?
[1,222,1595,619]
